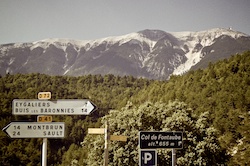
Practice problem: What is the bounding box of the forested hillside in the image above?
[130,51,250,165]
[0,51,249,165]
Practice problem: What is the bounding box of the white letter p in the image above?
[144,152,152,164]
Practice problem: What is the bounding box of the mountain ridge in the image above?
[0,28,249,79]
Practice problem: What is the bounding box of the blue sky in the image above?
[0,0,249,44]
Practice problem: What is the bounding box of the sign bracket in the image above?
[88,121,127,166]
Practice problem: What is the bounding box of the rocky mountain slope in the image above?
[0,28,249,79]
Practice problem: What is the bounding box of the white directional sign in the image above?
[12,99,97,115]
[2,122,65,138]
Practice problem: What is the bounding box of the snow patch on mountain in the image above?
[9,58,15,65]
[31,39,83,51]
[172,28,248,41]
[85,32,157,51]
[172,28,249,75]
[30,33,157,53]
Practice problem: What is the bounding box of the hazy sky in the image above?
[1,0,250,44]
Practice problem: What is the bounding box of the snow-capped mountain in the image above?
[0,28,249,79]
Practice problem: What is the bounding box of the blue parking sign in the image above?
[139,149,157,166]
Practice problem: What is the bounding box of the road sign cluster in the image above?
[2,92,97,166]
[3,95,97,139]
[2,92,184,166]
[139,131,183,166]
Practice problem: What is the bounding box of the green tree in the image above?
[81,101,225,165]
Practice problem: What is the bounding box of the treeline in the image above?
[0,51,250,165]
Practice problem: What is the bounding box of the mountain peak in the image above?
[138,29,169,41]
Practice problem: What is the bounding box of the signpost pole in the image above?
[42,138,47,166]
[172,149,176,166]
[88,125,127,166]
[104,121,109,166]
[39,92,50,166]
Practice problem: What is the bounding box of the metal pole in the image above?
[104,122,109,166]
[172,149,176,166]
[42,138,47,166]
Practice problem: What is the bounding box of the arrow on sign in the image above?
[2,122,65,138]
[12,99,97,115]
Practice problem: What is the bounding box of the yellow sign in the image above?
[110,135,127,142]
[38,92,51,100]
[37,116,53,122]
